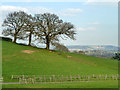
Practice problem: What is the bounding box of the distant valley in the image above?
[67,45,118,51]
[66,45,118,58]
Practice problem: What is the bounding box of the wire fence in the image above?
[11,74,119,84]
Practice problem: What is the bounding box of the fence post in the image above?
[70,75,72,82]
[96,75,98,80]
[28,78,31,84]
[38,77,41,82]
[105,74,107,80]
[116,74,118,80]
[30,78,33,84]
[78,75,80,81]
[44,75,46,83]
[92,74,94,80]
[99,74,101,80]
[61,75,63,82]
[22,75,24,79]
[50,77,52,82]
[19,78,21,84]
[11,75,13,79]
[32,78,35,84]
[41,77,42,82]
[88,75,90,81]
[54,75,56,82]
[24,79,27,84]
[53,75,55,82]
[66,75,68,82]
[112,75,114,80]
[108,75,110,80]
[117,74,119,80]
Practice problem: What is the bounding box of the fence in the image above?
[11,74,119,84]
[0,77,3,82]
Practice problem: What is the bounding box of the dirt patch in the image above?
[67,56,72,58]
[49,51,53,52]
[49,50,55,53]
[22,50,35,54]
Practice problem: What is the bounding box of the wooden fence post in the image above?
[40,77,42,82]
[38,77,40,82]
[61,75,63,82]
[88,75,90,81]
[50,77,52,82]
[19,78,21,84]
[24,79,27,84]
[66,75,68,81]
[53,75,55,82]
[112,75,114,80]
[116,74,118,80]
[78,75,80,81]
[70,75,72,82]
[105,74,107,80]
[44,75,46,82]
[92,74,94,80]
[32,78,35,84]
[22,75,24,79]
[99,75,101,80]
[11,75,13,79]
[54,75,56,82]
[117,74,119,80]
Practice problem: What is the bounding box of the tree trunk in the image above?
[28,32,32,46]
[46,42,50,50]
[46,35,50,50]
[13,34,17,43]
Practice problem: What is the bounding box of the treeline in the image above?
[2,11,76,50]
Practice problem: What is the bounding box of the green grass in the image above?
[2,80,118,88]
[1,40,118,88]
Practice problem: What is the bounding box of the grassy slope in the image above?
[2,41,118,82]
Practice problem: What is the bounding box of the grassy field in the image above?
[2,80,118,88]
[1,40,118,88]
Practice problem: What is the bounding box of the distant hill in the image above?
[67,45,118,51]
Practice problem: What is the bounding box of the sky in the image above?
[0,0,118,46]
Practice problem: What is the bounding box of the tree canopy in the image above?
[2,11,29,43]
[35,13,76,49]
[2,11,76,50]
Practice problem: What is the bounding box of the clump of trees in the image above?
[72,50,85,55]
[2,11,76,50]
[112,52,120,61]
[54,42,69,52]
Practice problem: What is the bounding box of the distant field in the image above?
[1,40,118,88]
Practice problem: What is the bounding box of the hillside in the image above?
[2,40,118,83]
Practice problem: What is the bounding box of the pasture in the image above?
[1,40,118,88]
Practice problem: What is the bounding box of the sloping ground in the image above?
[1,41,118,82]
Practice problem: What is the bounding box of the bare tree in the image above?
[22,15,36,46]
[2,11,29,43]
[35,13,76,50]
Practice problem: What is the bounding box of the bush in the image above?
[54,43,69,52]
[112,52,120,61]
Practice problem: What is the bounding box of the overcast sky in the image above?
[0,0,118,46]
